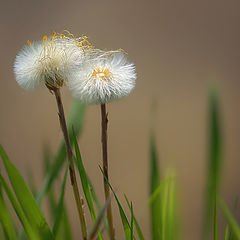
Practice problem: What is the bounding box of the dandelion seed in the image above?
[68,50,136,104]
[14,33,84,91]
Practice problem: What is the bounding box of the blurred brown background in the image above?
[1,0,240,239]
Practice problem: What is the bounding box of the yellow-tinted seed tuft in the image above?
[43,35,48,43]
[92,68,111,81]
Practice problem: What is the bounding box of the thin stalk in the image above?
[53,87,87,240]
[100,104,115,240]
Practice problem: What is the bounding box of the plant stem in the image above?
[53,88,87,240]
[100,104,115,240]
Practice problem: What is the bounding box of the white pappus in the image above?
[68,50,136,104]
[14,33,84,91]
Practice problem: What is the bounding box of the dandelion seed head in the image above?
[14,32,84,91]
[68,51,136,104]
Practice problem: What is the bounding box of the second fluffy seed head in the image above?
[68,50,136,104]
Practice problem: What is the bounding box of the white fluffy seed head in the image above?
[14,34,84,91]
[68,50,136,104]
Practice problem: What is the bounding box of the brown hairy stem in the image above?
[101,104,115,240]
[53,87,87,240]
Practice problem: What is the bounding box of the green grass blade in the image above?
[148,177,171,206]
[99,166,132,240]
[219,199,240,240]
[161,175,169,240]
[203,88,222,239]
[149,135,161,240]
[0,146,54,240]
[0,175,41,240]
[130,202,134,240]
[37,101,86,205]
[149,170,177,240]
[72,127,103,240]
[166,171,177,240]
[0,184,17,240]
[52,164,68,237]
[125,195,144,240]
[72,127,96,218]
[225,226,229,240]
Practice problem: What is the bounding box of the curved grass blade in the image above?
[37,101,86,205]
[161,175,169,240]
[148,177,172,206]
[72,127,103,240]
[0,175,41,240]
[149,170,178,240]
[203,88,222,239]
[0,185,17,240]
[150,135,161,240]
[99,166,132,240]
[52,164,68,237]
[219,198,240,240]
[125,195,144,240]
[166,173,178,240]
[225,226,229,240]
[130,202,134,240]
[0,146,54,240]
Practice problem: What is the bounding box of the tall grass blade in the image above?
[125,195,144,240]
[161,175,168,240]
[150,135,161,240]
[203,88,222,239]
[37,101,86,205]
[219,199,240,240]
[130,202,134,240]
[99,166,132,240]
[72,127,103,240]
[0,175,41,240]
[0,145,54,239]
[166,171,178,240]
[0,184,17,240]
[225,226,229,240]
